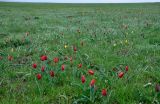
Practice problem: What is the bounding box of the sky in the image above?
[0,0,160,3]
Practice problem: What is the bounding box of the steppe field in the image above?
[0,2,160,104]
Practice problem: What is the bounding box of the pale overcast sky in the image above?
[0,0,160,3]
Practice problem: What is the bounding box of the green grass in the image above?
[0,2,160,104]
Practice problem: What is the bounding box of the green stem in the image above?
[35,77,43,104]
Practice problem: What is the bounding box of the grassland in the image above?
[0,2,160,104]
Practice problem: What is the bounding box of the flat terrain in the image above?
[0,2,160,104]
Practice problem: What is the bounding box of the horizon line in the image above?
[0,1,159,3]
[0,0,160,3]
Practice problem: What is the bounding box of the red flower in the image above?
[81,75,85,84]
[50,71,54,77]
[118,72,124,78]
[125,66,129,71]
[44,55,47,60]
[73,47,77,52]
[61,64,65,71]
[8,56,13,61]
[53,57,59,63]
[41,56,45,61]
[37,74,42,80]
[41,55,47,61]
[78,63,82,68]
[102,89,107,96]
[41,66,45,72]
[32,63,37,68]
[88,70,94,75]
[90,79,96,87]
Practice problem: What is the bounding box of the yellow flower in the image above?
[125,40,128,44]
[64,45,68,48]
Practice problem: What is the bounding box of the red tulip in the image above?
[32,63,37,68]
[125,66,129,71]
[88,70,94,75]
[102,89,107,96]
[50,71,54,77]
[90,79,96,87]
[81,75,85,84]
[73,47,77,52]
[41,66,45,72]
[61,64,65,71]
[41,55,47,61]
[118,72,124,78]
[53,57,59,63]
[8,56,13,61]
[44,55,47,60]
[78,63,82,68]
[41,56,45,61]
[37,74,42,80]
